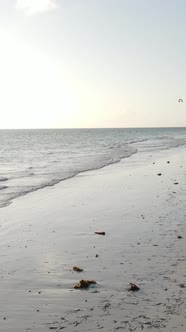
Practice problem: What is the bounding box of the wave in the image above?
[0,146,137,209]
[129,138,149,144]
[0,186,8,190]
[0,177,8,182]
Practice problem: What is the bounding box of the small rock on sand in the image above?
[129,283,140,291]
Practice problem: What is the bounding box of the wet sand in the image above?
[0,147,186,331]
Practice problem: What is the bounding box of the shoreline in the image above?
[0,146,186,331]
[1,136,185,210]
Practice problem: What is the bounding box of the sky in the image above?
[0,0,186,129]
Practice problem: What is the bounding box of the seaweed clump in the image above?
[74,280,96,289]
[73,266,83,272]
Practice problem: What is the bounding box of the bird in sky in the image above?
[178,99,183,103]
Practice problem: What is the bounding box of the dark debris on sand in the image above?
[95,231,106,235]
[74,280,97,289]
[73,266,83,272]
[129,283,140,292]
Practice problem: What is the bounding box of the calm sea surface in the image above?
[0,128,186,208]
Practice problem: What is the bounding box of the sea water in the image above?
[0,127,186,208]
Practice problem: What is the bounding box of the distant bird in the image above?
[178,99,183,103]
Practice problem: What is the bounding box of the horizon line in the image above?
[0,126,186,130]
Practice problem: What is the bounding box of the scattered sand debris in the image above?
[157,173,162,176]
[177,235,182,239]
[95,231,105,235]
[73,266,83,272]
[129,283,140,292]
[74,279,96,289]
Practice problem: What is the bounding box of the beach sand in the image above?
[0,147,186,331]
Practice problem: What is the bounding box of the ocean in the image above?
[0,127,186,208]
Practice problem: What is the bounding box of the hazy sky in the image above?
[0,0,186,128]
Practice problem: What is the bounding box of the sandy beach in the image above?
[0,146,186,332]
